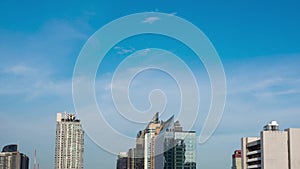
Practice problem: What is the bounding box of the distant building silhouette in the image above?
[0,144,29,169]
[55,112,84,169]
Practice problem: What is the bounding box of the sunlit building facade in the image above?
[0,144,29,169]
[241,121,300,169]
[55,112,84,169]
[231,150,241,169]
[120,113,197,169]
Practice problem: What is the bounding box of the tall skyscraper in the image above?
[0,144,29,169]
[144,113,161,169]
[55,112,84,169]
[241,121,300,169]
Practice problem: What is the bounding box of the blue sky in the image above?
[1,0,300,169]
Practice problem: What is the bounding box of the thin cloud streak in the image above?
[114,46,136,55]
[142,16,160,24]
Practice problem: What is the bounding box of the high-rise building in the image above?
[144,113,161,169]
[0,144,29,169]
[154,118,196,169]
[127,148,135,169]
[241,121,300,169]
[231,150,241,169]
[120,113,197,169]
[116,152,128,169]
[55,112,84,169]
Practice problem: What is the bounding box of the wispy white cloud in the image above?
[142,16,160,24]
[136,48,151,56]
[227,54,300,98]
[250,78,283,90]
[114,46,136,55]
[249,77,300,97]
[3,64,37,76]
[0,19,89,99]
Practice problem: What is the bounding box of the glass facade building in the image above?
[154,117,197,169]
[120,113,197,169]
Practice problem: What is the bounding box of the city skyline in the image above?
[1,1,300,169]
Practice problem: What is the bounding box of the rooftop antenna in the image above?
[34,148,36,169]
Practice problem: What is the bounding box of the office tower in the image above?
[127,148,135,169]
[231,150,241,169]
[174,131,197,168]
[135,130,145,169]
[144,113,161,169]
[241,121,300,169]
[154,117,196,169]
[55,112,84,169]
[116,152,128,169]
[133,113,162,169]
[0,144,29,169]
[123,113,197,169]
[122,113,196,169]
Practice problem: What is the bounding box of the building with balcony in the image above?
[241,121,300,169]
[55,112,84,169]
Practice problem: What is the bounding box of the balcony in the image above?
[247,164,261,169]
[247,150,261,156]
[246,140,260,147]
[247,157,261,163]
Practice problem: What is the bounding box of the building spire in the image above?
[34,148,36,169]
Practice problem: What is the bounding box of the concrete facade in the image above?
[261,130,288,169]
[286,128,300,169]
[241,137,260,169]
[241,121,300,169]
[55,113,84,169]
[232,150,242,169]
[0,144,29,169]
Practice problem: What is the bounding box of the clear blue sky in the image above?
[1,1,300,169]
